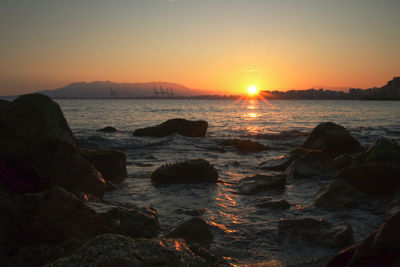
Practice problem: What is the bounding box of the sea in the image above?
[57,99,400,266]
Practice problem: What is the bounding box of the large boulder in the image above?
[336,138,400,196]
[0,94,106,197]
[237,174,287,195]
[151,159,218,185]
[46,234,208,267]
[285,150,335,179]
[166,217,213,247]
[133,118,208,137]
[313,179,367,211]
[302,122,361,158]
[81,149,128,184]
[327,212,400,267]
[278,218,353,248]
[220,139,269,152]
[0,187,101,254]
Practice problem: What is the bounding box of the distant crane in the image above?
[153,85,159,96]
[110,87,117,98]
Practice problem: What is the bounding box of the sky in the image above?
[1,0,400,95]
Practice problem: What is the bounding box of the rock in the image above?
[260,156,292,171]
[46,234,208,267]
[133,118,208,137]
[220,139,269,152]
[255,199,290,210]
[313,179,367,211]
[0,187,101,254]
[285,150,335,179]
[151,159,218,185]
[87,202,161,238]
[81,149,128,184]
[237,174,287,195]
[173,208,207,216]
[336,138,400,196]
[96,126,117,132]
[0,94,106,197]
[255,130,309,140]
[327,212,400,267]
[166,217,213,247]
[333,153,353,169]
[105,180,117,191]
[302,122,361,158]
[278,218,353,248]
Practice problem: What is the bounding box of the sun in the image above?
[247,86,258,95]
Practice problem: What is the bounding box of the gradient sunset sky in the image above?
[1,0,399,95]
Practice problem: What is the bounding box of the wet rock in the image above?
[333,153,353,169]
[151,159,218,185]
[96,126,117,132]
[285,150,335,179]
[336,138,400,196]
[0,187,101,254]
[46,234,208,267]
[220,139,269,152]
[278,218,353,248]
[327,212,400,267]
[105,181,117,191]
[313,179,367,211]
[255,130,309,140]
[0,94,106,197]
[260,156,292,171]
[255,199,290,210]
[166,217,213,247]
[133,118,208,137]
[302,122,361,158]
[173,208,207,216]
[237,174,287,195]
[81,149,128,184]
[87,202,160,238]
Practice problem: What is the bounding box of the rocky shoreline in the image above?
[1,93,399,266]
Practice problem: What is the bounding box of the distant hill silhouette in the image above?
[34,81,209,98]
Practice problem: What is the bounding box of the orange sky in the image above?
[1,0,399,95]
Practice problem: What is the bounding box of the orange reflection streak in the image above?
[208,220,238,234]
[174,240,182,251]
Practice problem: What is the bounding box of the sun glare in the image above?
[247,86,258,95]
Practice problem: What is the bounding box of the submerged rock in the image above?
[313,179,367,211]
[302,122,361,158]
[96,126,117,132]
[81,149,128,184]
[166,217,213,247]
[327,212,400,267]
[237,174,287,195]
[151,159,218,185]
[133,118,208,137]
[336,137,400,196]
[0,94,106,197]
[285,150,335,179]
[220,139,269,152]
[255,199,290,210]
[278,218,353,248]
[46,234,208,267]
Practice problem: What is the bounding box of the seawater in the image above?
[58,99,400,266]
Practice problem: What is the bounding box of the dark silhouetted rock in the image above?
[0,94,106,197]
[285,150,335,179]
[327,212,400,267]
[151,159,218,185]
[166,217,213,247]
[105,181,117,191]
[133,118,208,137]
[255,130,309,140]
[237,174,287,195]
[255,199,290,210]
[0,187,101,253]
[87,202,160,239]
[313,179,367,211]
[46,234,208,267]
[220,139,269,152]
[278,218,353,248]
[96,126,117,132]
[81,149,128,184]
[302,122,361,158]
[173,208,207,216]
[333,153,353,169]
[336,138,400,196]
